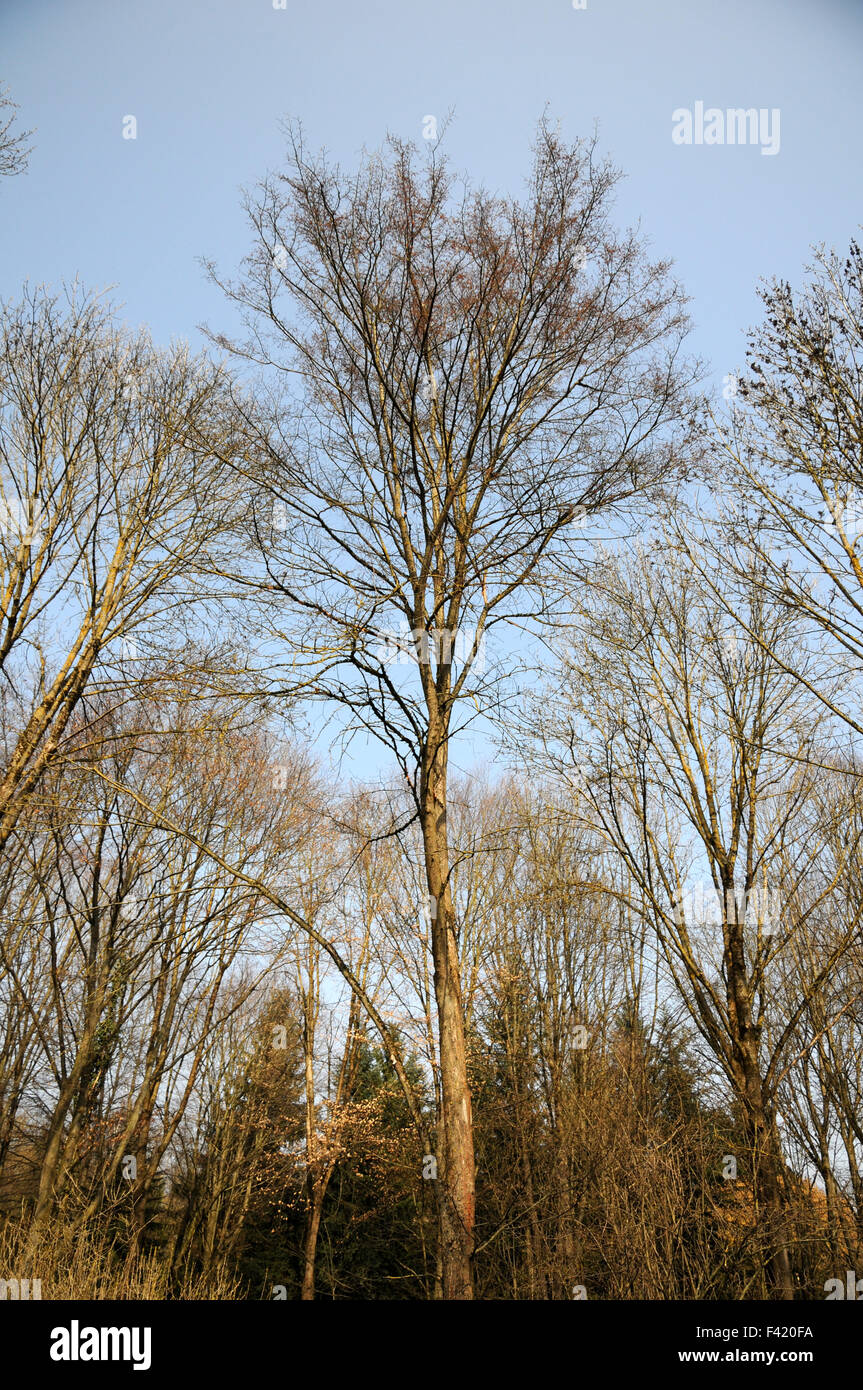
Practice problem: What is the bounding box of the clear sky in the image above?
[2,0,862,377]
[2,0,862,779]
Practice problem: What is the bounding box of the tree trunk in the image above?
[421,739,475,1299]
[28,1015,100,1246]
[301,1183,325,1300]
[726,891,794,1301]
[739,1048,794,1300]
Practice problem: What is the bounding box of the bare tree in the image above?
[685,237,863,739]
[207,119,698,1296]
[525,542,862,1297]
[0,286,245,858]
[771,765,863,1273]
[0,83,32,178]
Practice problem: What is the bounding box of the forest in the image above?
[1,84,862,1301]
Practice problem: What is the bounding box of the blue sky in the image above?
[2,0,862,780]
[2,0,861,377]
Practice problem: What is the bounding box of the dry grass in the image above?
[0,1215,243,1300]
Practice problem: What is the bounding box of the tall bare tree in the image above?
[207,120,698,1296]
